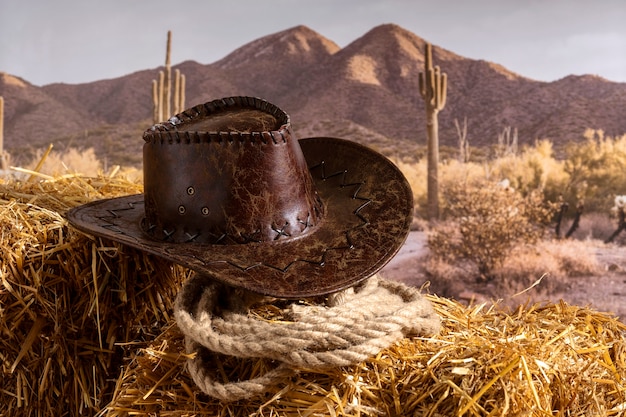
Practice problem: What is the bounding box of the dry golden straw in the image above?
[1,171,625,416]
[0,172,189,416]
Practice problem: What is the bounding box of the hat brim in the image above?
[67,137,413,298]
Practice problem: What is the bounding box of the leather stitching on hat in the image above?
[90,160,372,274]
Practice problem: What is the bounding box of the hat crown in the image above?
[141,97,324,244]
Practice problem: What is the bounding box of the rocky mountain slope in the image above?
[1,24,625,167]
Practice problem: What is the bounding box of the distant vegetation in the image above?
[396,129,626,218]
[389,128,626,299]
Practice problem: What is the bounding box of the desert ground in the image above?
[381,231,626,321]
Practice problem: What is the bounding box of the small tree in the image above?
[419,42,447,221]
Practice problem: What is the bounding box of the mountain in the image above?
[1,24,626,167]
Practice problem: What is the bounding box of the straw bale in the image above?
[0,175,189,416]
[1,174,626,416]
[103,297,626,416]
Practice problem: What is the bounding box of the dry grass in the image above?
[492,239,600,296]
[1,171,625,416]
[426,235,600,304]
[25,146,102,177]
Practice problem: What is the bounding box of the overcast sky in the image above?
[1,0,625,86]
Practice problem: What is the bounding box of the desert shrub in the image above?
[428,183,555,279]
[426,238,598,303]
[541,239,599,276]
[406,140,568,219]
[493,239,598,294]
[562,130,626,213]
[19,146,143,182]
[393,158,426,211]
[27,147,102,176]
[439,159,487,190]
[404,159,490,218]
[489,139,568,200]
[490,245,563,300]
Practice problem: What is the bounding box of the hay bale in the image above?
[0,175,189,415]
[1,174,626,416]
[103,298,626,416]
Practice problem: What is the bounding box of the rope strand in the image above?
[174,274,440,402]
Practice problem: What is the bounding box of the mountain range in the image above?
[1,23,626,168]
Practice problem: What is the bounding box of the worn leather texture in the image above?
[67,96,413,298]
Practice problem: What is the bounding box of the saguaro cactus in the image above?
[0,97,3,155]
[0,96,7,171]
[152,31,186,123]
[419,42,447,220]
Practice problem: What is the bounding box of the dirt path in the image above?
[381,231,626,321]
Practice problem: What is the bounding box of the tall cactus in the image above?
[0,96,7,171]
[0,97,3,156]
[151,31,185,123]
[163,31,172,120]
[419,42,447,220]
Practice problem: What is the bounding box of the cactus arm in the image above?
[179,74,186,111]
[151,80,159,124]
[173,69,181,115]
[436,69,447,110]
[158,71,165,122]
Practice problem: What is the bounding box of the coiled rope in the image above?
[174,273,440,402]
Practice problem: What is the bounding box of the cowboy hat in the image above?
[67,96,413,298]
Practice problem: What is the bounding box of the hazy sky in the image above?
[1,0,625,86]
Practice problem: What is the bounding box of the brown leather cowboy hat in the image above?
[67,96,413,298]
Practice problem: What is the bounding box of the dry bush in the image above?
[492,239,599,297]
[428,183,554,279]
[26,147,103,177]
[395,136,626,227]
[396,158,492,219]
[563,130,626,213]
[489,139,568,198]
[393,157,426,210]
[439,159,487,186]
[403,140,570,220]
[542,239,600,276]
[426,237,599,305]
